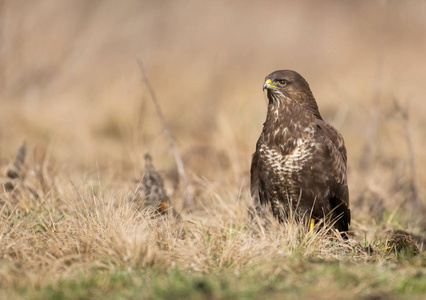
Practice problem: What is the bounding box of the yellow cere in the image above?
[265,79,279,89]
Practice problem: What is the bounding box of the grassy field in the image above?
[1,1,426,299]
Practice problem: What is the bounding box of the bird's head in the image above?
[263,70,321,119]
[263,70,313,100]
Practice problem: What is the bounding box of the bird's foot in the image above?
[309,218,315,237]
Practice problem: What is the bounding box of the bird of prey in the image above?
[250,70,350,235]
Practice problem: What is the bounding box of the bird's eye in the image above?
[277,80,287,86]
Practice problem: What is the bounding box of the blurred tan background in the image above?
[0,0,425,206]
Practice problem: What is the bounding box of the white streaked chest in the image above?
[259,139,311,175]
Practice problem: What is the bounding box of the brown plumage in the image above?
[250,70,350,234]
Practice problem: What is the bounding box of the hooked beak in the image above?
[263,79,278,91]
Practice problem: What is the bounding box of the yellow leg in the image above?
[310,218,315,231]
[309,218,315,238]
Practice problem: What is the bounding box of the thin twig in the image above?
[135,58,187,188]
[392,99,422,211]
[359,0,387,169]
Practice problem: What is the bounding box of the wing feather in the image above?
[315,119,351,229]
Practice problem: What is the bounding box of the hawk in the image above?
[250,70,350,235]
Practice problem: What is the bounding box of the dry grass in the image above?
[0,1,426,299]
[0,141,424,299]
